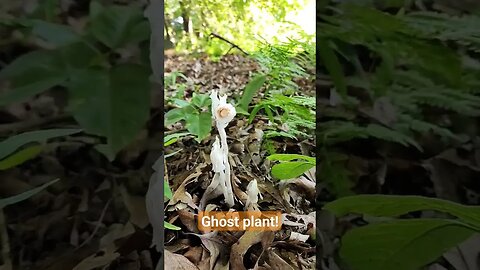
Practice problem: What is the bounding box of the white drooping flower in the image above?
[200,90,236,208]
[210,90,236,128]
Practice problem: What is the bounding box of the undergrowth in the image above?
[320,3,480,270]
[319,3,480,196]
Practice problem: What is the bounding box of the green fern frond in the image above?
[319,121,422,150]
[395,115,459,141]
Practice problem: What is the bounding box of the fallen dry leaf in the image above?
[119,184,149,228]
[230,231,274,270]
[164,249,199,270]
[267,249,295,270]
[72,249,120,270]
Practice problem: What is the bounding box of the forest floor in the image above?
[163,53,316,270]
[1,73,164,270]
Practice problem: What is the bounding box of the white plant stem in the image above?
[218,126,234,206]
[200,91,236,209]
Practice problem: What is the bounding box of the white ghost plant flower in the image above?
[210,90,236,128]
[245,179,262,211]
[200,90,236,208]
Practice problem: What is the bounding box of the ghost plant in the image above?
[245,179,263,211]
[200,90,237,208]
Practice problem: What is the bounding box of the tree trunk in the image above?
[180,1,190,33]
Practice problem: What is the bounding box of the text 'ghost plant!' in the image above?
[200,90,236,208]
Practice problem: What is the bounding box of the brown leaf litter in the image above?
[164,53,316,269]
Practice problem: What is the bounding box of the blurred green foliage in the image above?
[0,1,151,161]
[164,0,314,54]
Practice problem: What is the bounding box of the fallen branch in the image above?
[209,32,249,55]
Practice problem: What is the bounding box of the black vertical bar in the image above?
[316,1,326,269]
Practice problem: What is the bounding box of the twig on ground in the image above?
[76,198,112,249]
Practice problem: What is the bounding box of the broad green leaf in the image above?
[68,64,150,160]
[57,42,100,72]
[89,5,145,49]
[340,219,476,270]
[0,178,60,208]
[0,145,43,170]
[267,154,315,163]
[0,129,82,160]
[271,161,315,180]
[126,20,150,44]
[324,195,480,229]
[172,98,191,108]
[165,108,186,126]
[164,180,173,200]
[164,221,181,230]
[185,112,212,142]
[238,74,266,111]
[318,39,347,96]
[0,78,65,107]
[0,43,99,106]
[31,20,80,46]
[0,49,61,79]
[0,50,66,106]
[191,93,211,108]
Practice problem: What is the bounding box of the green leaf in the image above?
[0,50,66,106]
[0,178,60,208]
[324,195,480,229]
[89,5,145,49]
[238,74,266,111]
[165,108,186,126]
[0,129,82,160]
[271,161,315,180]
[172,99,190,108]
[340,219,476,270]
[57,42,100,72]
[0,77,65,108]
[185,112,212,142]
[164,180,173,200]
[68,64,150,160]
[0,145,44,170]
[164,221,181,230]
[0,43,99,107]
[191,93,211,108]
[164,132,190,146]
[248,104,263,123]
[31,20,80,46]
[126,20,150,44]
[264,104,275,123]
[267,154,315,163]
[265,131,297,140]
